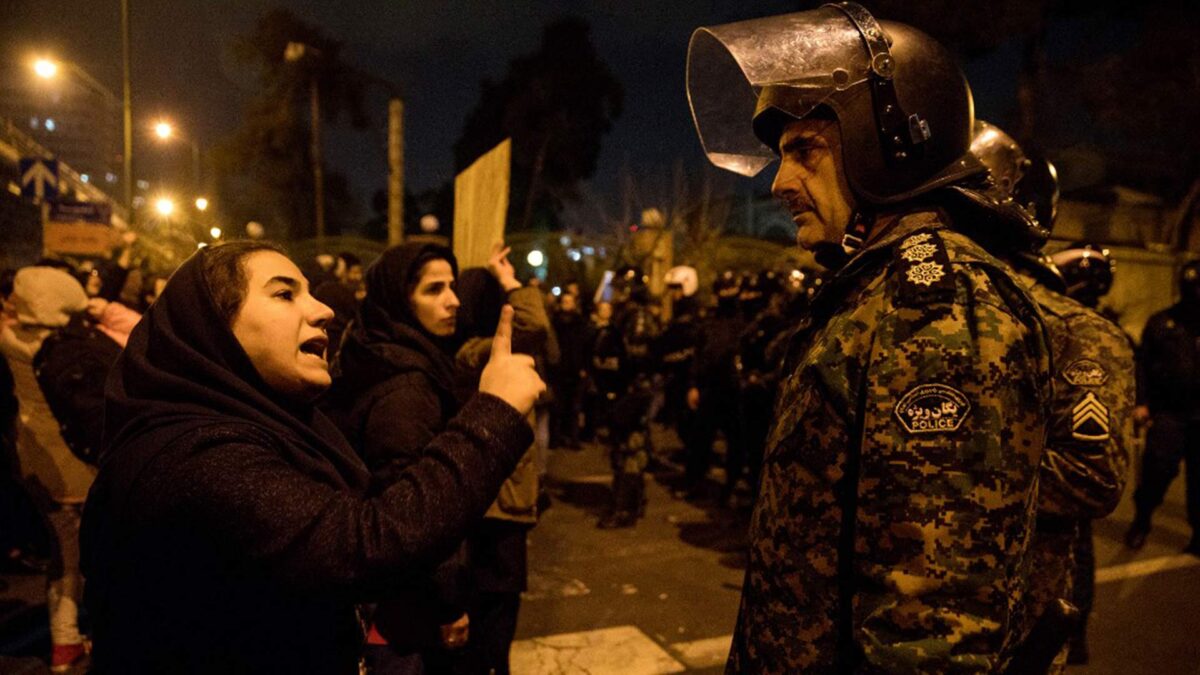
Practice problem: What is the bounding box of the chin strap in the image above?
[840,211,872,255]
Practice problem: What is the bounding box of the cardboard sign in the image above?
[454,139,511,269]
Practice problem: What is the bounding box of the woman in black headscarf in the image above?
[325,242,471,673]
[81,241,543,674]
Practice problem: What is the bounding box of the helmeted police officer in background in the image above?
[687,4,1053,671]
[971,122,1136,670]
[596,267,660,529]
[1125,259,1200,556]
[683,270,746,503]
[735,270,792,505]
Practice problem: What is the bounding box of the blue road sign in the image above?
[19,157,59,201]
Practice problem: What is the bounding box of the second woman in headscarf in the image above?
[324,242,473,673]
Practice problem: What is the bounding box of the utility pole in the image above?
[387,97,404,245]
[308,74,325,239]
[121,0,133,219]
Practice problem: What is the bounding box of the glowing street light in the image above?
[195,197,209,211]
[33,58,59,79]
[154,120,173,140]
[526,249,546,267]
[154,196,176,217]
[209,226,222,239]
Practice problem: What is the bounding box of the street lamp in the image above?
[151,118,202,192]
[154,196,175,217]
[195,197,209,211]
[33,59,58,79]
[209,226,222,239]
[30,53,132,218]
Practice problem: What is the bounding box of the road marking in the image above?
[670,634,732,669]
[511,625,685,674]
[1095,554,1200,584]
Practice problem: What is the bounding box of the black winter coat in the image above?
[82,249,531,674]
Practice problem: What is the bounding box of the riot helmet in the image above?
[612,265,649,304]
[1179,261,1200,307]
[970,121,1060,233]
[687,2,984,205]
[1049,243,1114,308]
[664,265,699,298]
[713,269,742,313]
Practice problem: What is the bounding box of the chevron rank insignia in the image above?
[1063,359,1108,387]
[1072,392,1110,441]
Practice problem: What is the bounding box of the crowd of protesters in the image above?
[0,225,1192,673]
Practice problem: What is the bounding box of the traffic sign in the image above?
[19,157,59,200]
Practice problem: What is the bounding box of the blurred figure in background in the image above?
[0,267,95,672]
[683,270,744,504]
[454,244,548,675]
[1125,259,1200,558]
[550,292,588,450]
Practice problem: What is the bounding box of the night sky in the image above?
[1,1,1134,230]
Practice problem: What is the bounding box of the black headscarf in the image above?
[333,242,462,404]
[455,267,504,340]
[100,247,369,492]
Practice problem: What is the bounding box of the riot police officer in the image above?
[597,267,660,529]
[687,4,1052,670]
[1125,260,1200,556]
[971,122,1135,670]
[683,270,745,503]
[657,266,700,431]
[734,270,791,504]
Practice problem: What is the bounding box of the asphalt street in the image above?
[513,429,1200,674]
[2,429,1198,674]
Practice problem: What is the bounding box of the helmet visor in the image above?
[686,7,872,177]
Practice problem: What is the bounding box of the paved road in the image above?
[513,430,1200,674]
[3,430,1197,674]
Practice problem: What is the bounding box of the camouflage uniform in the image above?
[728,211,1052,673]
[1017,272,1134,672]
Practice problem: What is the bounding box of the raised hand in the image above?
[479,305,545,414]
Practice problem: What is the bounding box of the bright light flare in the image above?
[33,59,59,79]
[194,197,209,211]
[154,197,176,217]
[526,249,545,267]
[154,121,173,140]
[209,226,222,239]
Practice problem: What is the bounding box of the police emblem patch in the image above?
[1062,359,1108,387]
[894,383,970,434]
[900,243,938,263]
[1072,392,1110,441]
[906,261,946,286]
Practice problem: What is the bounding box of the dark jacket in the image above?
[1140,302,1200,418]
[324,242,472,645]
[81,249,531,675]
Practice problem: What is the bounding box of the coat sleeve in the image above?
[1037,313,1134,519]
[159,393,531,599]
[855,266,1047,672]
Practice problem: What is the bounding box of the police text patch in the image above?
[1072,392,1110,441]
[894,384,970,434]
[1062,359,1108,387]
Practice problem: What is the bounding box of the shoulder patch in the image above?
[1062,359,1108,387]
[1072,392,1110,441]
[893,229,955,306]
[894,383,970,434]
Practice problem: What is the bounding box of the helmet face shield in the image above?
[686,7,871,177]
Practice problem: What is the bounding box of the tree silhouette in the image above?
[212,8,369,240]
[453,16,623,232]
